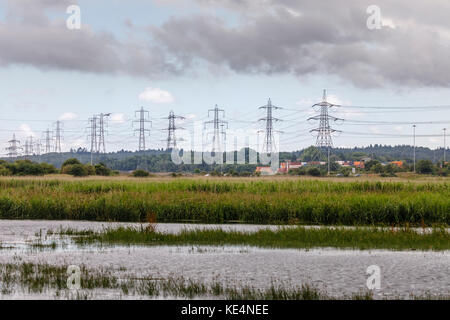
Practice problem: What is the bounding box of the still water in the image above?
[0,220,448,299]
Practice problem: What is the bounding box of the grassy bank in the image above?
[57,226,450,251]
[0,177,448,226]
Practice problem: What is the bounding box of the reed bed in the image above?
[0,262,374,300]
[58,226,450,251]
[0,178,448,226]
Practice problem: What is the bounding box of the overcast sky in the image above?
[1,0,449,153]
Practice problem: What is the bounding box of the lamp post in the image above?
[413,125,416,173]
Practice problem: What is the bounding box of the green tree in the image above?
[417,160,434,174]
[94,163,111,176]
[307,167,321,177]
[68,164,89,177]
[132,169,150,177]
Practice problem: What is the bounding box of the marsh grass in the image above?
[0,262,374,300]
[0,178,448,226]
[58,226,450,251]
[1,262,447,300]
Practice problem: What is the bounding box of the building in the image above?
[353,161,365,169]
[278,160,304,173]
[390,161,403,168]
[256,166,276,175]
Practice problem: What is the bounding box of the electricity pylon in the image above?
[444,128,447,164]
[6,134,22,158]
[220,123,228,154]
[164,110,185,150]
[88,116,98,165]
[97,113,111,153]
[54,120,62,153]
[43,129,53,154]
[204,104,227,153]
[34,139,42,156]
[133,107,151,151]
[258,98,282,154]
[308,90,343,175]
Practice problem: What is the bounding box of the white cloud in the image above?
[59,112,78,121]
[110,113,126,123]
[19,123,35,137]
[139,87,174,104]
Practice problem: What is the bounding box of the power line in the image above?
[308,90,343,175]
[54,120,62,153]
[133,107,151,151]
[87,116,98,165]
[163,110,185,150]
[258,98,282,154]
[5,134,22,158]
[97,113,111,153]
[204,104,227,153]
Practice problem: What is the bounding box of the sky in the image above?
[0,0,450,154]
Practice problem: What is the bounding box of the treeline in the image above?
[1,144,448,173]
[0,159,117,177]
[292,145,447,163]
[288,160,449,177]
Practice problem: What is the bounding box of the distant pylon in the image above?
[133,107,151,151]
[24,139,30,158]
[308,90,342,148]
[43,129,53,154]
[444,128,447,164]
[164,110,185,150]
[308,90,343,174]
[54,120,62,153]
[88,116,98,165]
[204,104,227,153]
[34,139,42,156]
[258,98,282,154]
[220,123,228,154]
[97,113,111,153]
[6,134,22,158]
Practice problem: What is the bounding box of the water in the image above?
[0,220,448,299]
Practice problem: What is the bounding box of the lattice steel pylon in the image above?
[34,139,42,156]
[87,116,98,165]
[164,110,185,150]
[133,107,151,151]
[6,134,22,158]
[97,113,111,153]
[308,90,342,148]
[308,90,343,174]
[43,129,53,154]
[220,123,227,154]
[258,98,282,154]
[204,104,227,153]
[54,120,62,153]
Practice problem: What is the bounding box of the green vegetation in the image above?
[61,158,112,177]
[0,159,57,176]
[57,226,450,251]
[0,178,448,225]
[0,262,378,300]
[132,169,150,177]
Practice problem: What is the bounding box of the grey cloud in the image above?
[151,0,450,88]
[1,0,450,87]
[0,0,179,77]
